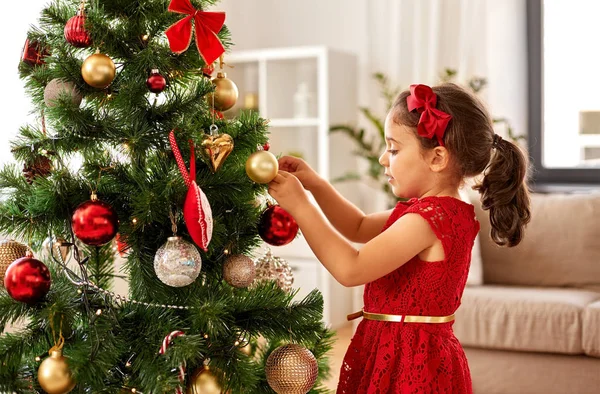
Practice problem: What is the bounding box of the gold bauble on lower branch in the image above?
[37,349,76,394]
[187,366,228,394]
[81,51,116,89]
[265,344,318,394]
[205,71,238,112]
[245,150,279,184]
[0,239,31,283]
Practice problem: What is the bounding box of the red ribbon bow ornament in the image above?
[406,84,452,146]
[169,131,213,251]
[165,0,226,65]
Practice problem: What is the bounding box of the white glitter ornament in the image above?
[253,248,294,292]
[154,237,202,287]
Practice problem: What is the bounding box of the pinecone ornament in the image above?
[23,155,53,184]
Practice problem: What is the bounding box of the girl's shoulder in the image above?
[384,195,477,234]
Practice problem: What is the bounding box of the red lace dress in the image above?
[337,196,480,394]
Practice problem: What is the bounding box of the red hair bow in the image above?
[406,84,452,146]
[165,0,225,65]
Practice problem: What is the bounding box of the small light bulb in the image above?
[96,309,102,316]
[107,93,113,99]
[204,333,209,339]
[132,218,138,224]
[77,289,83,294]
[223,248,229,255]
[125,361,132,367]
[35,356,41,362]
[234,340,240,346]
[131,389,137,393]
[142,34,149,41]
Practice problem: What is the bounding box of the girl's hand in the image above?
[267,171,311,215]
[278,156,322,191]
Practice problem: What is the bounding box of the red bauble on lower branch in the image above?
[258,205,299,246]
[71,196,119,246]
[4,256,51,304]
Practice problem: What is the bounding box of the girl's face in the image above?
[379,113,436,198]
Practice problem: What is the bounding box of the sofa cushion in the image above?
[454,285,600,355]
[583,300,600,357]
[473,193,600,289]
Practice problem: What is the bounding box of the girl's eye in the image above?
[387,149,398,155]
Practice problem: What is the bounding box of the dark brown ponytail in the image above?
[473,137,531,247]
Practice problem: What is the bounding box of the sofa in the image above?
[454,192,600,394]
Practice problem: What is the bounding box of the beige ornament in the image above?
[44,79,82,108]
[223,254,256,288]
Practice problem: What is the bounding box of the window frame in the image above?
[527,0,600,186]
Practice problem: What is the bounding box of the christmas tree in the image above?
[0,0,333,392]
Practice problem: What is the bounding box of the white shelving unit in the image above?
[225,46,359,328]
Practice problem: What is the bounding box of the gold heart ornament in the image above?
[201,133,234,173]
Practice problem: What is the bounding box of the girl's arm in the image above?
[310,178,393,243]
[269,172,438,287]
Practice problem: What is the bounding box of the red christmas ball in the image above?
[263,142,270,151]
[4,256,51,304]
[258,205,299,246]
[146,70,167,93]
[64,12,92,48]
[72,199,119,246]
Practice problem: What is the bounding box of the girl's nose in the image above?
[379,151,388,166]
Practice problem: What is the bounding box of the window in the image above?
[527,0,600,185]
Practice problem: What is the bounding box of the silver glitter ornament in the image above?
[154,237,202,287]
[253,249,294,292]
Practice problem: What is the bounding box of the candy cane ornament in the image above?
[159,330,186,394]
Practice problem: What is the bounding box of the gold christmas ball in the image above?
[245,151,278,184]
[187,366,226,394]
[223,254,256,288]
[81,53,116,89]
[0,239,31,284]
[265,344,318,394]
[206,72,238,112]
[38,349,76,394]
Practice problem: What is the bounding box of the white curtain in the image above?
[363,0,527,140]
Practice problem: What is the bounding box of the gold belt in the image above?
[347,309,455,323]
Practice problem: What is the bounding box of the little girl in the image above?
[268,83,531,393]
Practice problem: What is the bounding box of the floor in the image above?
[324,323,354,391]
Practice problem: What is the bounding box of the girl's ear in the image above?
[427,146,451,173]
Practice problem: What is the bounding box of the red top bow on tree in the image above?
[406,84,452,146]
[165,0,226,65]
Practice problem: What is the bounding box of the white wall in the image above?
[220,0,527,141]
